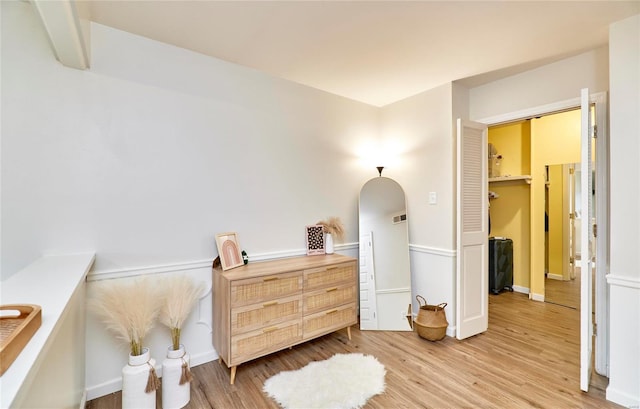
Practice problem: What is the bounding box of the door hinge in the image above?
[592,125,598,138]
[569,167,575,175]
[593,223,598,238]
[570,257,575,265]
[569,212,575,220]
[593,322,597,336]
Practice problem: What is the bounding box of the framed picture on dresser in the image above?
[305,225,325,255]
[215,232,243,270]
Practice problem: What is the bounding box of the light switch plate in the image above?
[429,191,437,205]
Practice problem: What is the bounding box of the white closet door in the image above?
[456,119,489,340]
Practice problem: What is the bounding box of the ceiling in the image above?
[87,1,639,107]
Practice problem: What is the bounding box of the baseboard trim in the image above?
[78,390,87,409]
[512,285,529,294]
[86,349,219,401]
[547,273,563,281]
[606,385,640,408]
[530,292,544,302]
[446,325,456,338]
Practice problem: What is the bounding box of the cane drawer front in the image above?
[231,294,302,336]
[231,271,302,307]
[304,262,356,291]
[303,283,356,315]
[303,302,357,340]
[231,321,302,365]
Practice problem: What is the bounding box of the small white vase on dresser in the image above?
[122,348,157,409]
[162,344,191,409]
[325,233,335,254]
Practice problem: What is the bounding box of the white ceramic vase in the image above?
[325,233,334,254]
[122,348,156,409]
[162,344,191,409]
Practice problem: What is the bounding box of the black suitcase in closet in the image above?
[488,237,514,294]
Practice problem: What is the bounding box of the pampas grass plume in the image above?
[89,277,162,356]
[317,216,346,242]
[160,275,204,350]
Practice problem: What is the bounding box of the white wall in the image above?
[1,1,375,398]
[607,14,640,408]
[1,2,378,279]
[468,47,609,121]
[379,83,457,331]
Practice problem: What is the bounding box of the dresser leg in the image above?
[230,365,237,384]
[347,326,352,340]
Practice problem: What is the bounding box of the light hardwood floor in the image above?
[86,291,620,409]
[545,268,581,310]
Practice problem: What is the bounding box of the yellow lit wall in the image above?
[488,121,531,289]
[547,165,564,279]
[489,121,531,177]
[488,110,581,299]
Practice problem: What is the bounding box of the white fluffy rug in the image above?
[263,353,386,409]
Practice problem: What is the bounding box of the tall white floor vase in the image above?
[162,345,192,409]
[122,348,158,409]
[325,233,335,254]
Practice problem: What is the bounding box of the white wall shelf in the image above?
[0,253,95,408]
[488,175,532,184]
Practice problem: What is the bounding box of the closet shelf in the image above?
[488,175,532,184]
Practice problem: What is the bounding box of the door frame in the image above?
[476,92,609,376]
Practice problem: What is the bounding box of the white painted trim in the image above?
[547,273,564,281]
[531,293,545,302]
[476,96,581,125]
[446,325,456,338]
[32,0,90,69]
[78,391,87,409]
[512,285,529,294]
[88,243,360,281]
[88,259,212,281]
[593,91,609,377]
[409,243,456,257]
[606,274,640,289]
[376,287,411,295]
[606,386,640,409]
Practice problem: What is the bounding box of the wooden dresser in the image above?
[212,253,357,384]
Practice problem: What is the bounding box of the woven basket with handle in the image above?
[413,295,448,341]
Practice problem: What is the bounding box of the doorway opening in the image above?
[482,92,608,382]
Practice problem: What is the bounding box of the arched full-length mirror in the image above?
[359,176,412,331]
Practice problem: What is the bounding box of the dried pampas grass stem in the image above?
[89,277,162,356]
[160,275,204,351]
[317,217,346,242]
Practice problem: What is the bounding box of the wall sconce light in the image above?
[376,166,384,177]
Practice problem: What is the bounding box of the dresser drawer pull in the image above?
[325,309,338,315]
[326,287,338,293]
[263,301,278,307]
[263,326,278,333]
[326,267,339,271]
[263,277,279,282]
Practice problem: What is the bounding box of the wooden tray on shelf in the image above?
[0,304,42,376]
